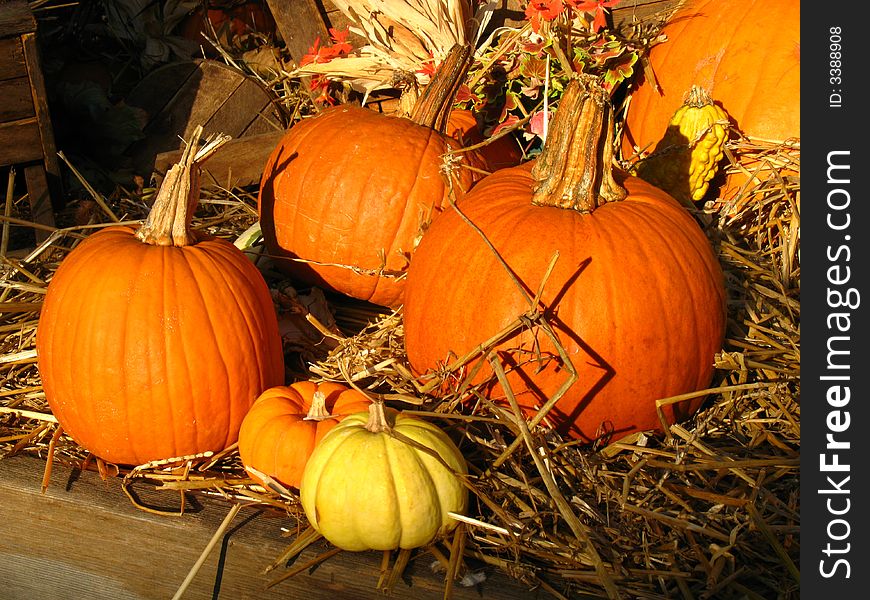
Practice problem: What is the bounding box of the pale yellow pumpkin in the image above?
[299,403,468,551]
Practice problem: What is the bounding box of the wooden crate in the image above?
[0,0,62,243]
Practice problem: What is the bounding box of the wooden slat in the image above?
[126,60,285,179]
[21,32,61,196]
[155,128,284,189]
[0,76,33,122]
[145,62,246,141]
[239,102,285,136]
[125,61,200,126]
[0,119,43,166]
[489,0,681,31]
[203,77,275,138]
[22,163,54,242]
[610,0,684,27]
[154,129,285,189]
[0,0,35,37]
[0,454,540,600]
[266,0,330,64]
[0,36,26,81]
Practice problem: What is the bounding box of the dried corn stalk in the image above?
[292,0,495,95]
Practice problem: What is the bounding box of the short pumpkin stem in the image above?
[364,401,393,434]
[304,391,331,421]
[530,75,627,212]
[135,125,231,247]
[408,43,473,133]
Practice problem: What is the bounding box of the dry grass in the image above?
[0,4,798,599]
[0,132,800,600]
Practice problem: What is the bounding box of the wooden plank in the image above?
[145,62,246,141]
[154,129,285,189]
[0,454,540,600]
[0,0,35,37]
[125,61,200,125]
[21,32,61,195]
[239,101,286,136]
[0,76,33,122]
[266,0,330,64]
[0,119,42,165]
[319,0,368,48]
[0,36,26,81]
[488,0,680,31]
[610,0,683,28]
[126,60,285,179]
[203,77,275,138]
[22,163,55,241]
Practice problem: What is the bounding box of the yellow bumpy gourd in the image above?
[633,86,729,205]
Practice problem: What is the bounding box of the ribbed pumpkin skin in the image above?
[403,167,727,443]
[237,381,372,489]
[300,407,468,551]
[36,226,285,466]
[623,0,799,193]
[258,104,484,308]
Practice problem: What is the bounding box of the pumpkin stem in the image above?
[135,125,231,246]
[530,75,627,212]
[364,401,393,434]
[303,390,331,421]
[408,43,473,133]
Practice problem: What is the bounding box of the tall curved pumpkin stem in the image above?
[408,43,473,134]
[136,125,231,247]
[531,75,627,212]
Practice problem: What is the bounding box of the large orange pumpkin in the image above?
[238,380,372,489]
[622,0,800,198]
[404,76,727,443]
[36,130,285,466]
[258,44,485,309]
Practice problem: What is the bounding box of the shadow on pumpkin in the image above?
[465,256,622,443]
[258,148,326,284]
[466,247,711,445]
[258,146,388,304]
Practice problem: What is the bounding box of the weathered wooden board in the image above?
[1,0,62,241]
[125,59,288,183]
[0,454,541,600]
[0,119,43,166]
[154,129,285,189]
[266,0,330,65]
[0,36,27,80]
[493,0,681,30]
[0,0,35,37]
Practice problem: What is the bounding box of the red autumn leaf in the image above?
[524,0,565,33]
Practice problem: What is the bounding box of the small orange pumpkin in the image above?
[238,381,373,489]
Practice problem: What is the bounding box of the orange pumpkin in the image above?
[622,0,799,198]
[258,44,486,308]
[36,130,285,466]
[238,381,373,489]
[404,76,727,443]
